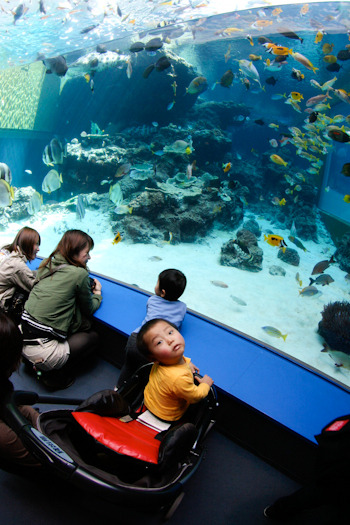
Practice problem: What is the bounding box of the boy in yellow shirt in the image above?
[137,318,213,422]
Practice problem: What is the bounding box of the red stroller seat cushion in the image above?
[72,412,161,464]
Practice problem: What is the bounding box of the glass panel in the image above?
[0,1,350,389]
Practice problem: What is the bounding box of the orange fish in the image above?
[112,232,122,245]
[300,4,309,15]
[251,20,273,30]
[272,8,283,16]
[271,45,291,56]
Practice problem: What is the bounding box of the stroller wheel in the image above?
[162,491,185,521]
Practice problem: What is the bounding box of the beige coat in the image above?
[0,248,36,309]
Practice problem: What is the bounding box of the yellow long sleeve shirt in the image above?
[144,357,210,421]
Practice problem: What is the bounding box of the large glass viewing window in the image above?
[0,1,350,390]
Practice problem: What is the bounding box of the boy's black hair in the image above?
[137,318,178,359]
[158,269,186,301]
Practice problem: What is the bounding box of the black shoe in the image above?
[22,357,40,378]
[263,505,289,521]
[41,373,75,391]
[264,506,274,518]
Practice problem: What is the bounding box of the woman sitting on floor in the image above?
[21,229,102,390]
[0,227,40,324]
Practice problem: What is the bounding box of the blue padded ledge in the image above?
[28,260,350,444]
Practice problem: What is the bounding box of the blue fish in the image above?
[167,100,175,111]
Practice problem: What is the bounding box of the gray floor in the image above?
[0,359,342,524]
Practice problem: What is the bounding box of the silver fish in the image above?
[230,295,247,306]
[211,280,228,288]
[0,163,12,185]
[309,274,334,286]
[299,286,320,297]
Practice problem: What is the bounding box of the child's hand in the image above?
[189,362,200,374]
[197,374,214,387]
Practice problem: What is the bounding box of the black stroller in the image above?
[3,364,217,519]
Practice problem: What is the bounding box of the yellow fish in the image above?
[322,43,334,54]
[323,54,337,63]
[84,73,90,83]
[222,27,244,36]
[271,45,292,56]
[262,326,287,341]
[112,232,122,245]
[279,198,286,206]
[264,234,287,251]
[344,195,350,203]
[315,31,324,44]
[295,272,302,286]
[249,54,262,61]
[289,91,304,101]
[270,154,288,167]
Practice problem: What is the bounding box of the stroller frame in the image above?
[3,364,218,518]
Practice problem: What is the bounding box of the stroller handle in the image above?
[3,390,77,474]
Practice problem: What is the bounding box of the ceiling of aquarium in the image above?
[1,1,349,68]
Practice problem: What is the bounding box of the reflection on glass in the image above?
[0,1,350,389]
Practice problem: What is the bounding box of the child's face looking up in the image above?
[144,321,185,366]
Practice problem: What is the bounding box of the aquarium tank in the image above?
[1,0,350,389]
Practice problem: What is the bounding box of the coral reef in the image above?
[225,155,319,242]
[335,233,350,273]
[220,229,263,272]
[117,186,242,244]
[242,218,262,238]
[186,101,250,130]
[318,301,350,355]
[269,265,286,276]
[0,187,36,229]
[277,247,300,266]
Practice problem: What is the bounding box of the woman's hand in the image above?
[92,278,102,295]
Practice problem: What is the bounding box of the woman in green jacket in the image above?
[21,230,102,390]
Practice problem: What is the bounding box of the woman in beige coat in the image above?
[0,227,40,319]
